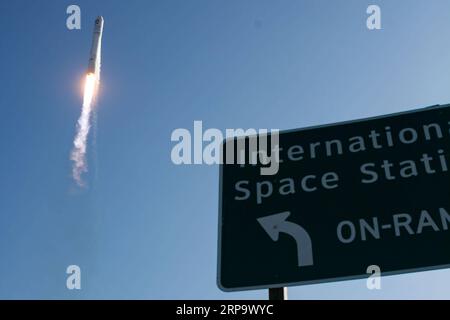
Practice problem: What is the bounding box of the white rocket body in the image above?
[87,16,104,74]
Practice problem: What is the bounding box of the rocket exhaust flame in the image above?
[71,17,104,187]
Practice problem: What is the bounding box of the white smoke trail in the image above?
[71,73,98,187]
[92,52,101,185]
[92,107,99,185]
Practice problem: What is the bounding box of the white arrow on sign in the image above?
[257,211,313,267]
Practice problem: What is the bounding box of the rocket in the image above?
[87,16,104,74]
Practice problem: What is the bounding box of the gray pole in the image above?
[268,287,288,300]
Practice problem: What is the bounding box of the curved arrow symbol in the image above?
[257,211,313,267]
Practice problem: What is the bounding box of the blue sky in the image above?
[2,0,450,299]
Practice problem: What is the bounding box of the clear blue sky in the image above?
[1,0,450,299]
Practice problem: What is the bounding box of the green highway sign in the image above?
[218,104,450,291]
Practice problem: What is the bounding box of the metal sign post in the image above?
[269,287,288,300]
